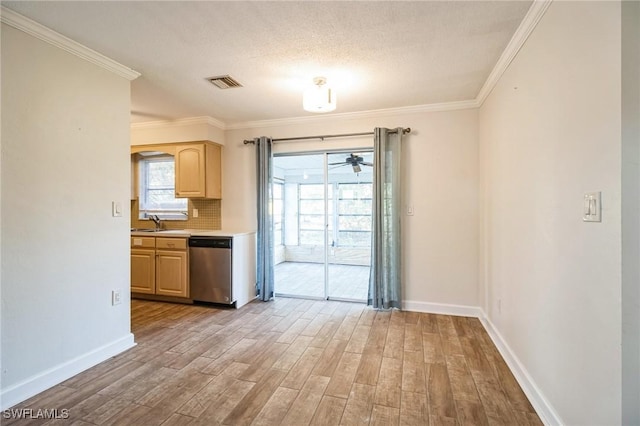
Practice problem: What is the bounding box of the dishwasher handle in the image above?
[188,237,232,249]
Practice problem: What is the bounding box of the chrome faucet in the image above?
[150,214,162,230]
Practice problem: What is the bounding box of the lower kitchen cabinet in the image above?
[156,250,188,297]
[131,236,189,299]
[131,249,156,294]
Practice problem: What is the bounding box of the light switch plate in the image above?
[112,201,122,217]
[583,192,601,222]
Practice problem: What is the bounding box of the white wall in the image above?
[224,108,479,309]
[479,2,622,424]
[0,24,134,408]
[621,1,640,424]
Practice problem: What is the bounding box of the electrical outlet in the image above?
[406,205,414,216]
[193,208,199,218]
[112,290,121,306]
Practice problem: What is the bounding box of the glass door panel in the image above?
[327,152,373,301]
[273,154,326,299]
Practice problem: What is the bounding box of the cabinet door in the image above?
[205,143,222,199]
[131,249,156,294]
[175,144,205,198]
[156,250,188,298]
[131,154,137,200]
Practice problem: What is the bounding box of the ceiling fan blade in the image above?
[329,163,349,169]
[361,162,374,166]
[328,162,346,165]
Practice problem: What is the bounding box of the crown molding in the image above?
[193,0,552,132]
[130,116,226,130]
[1,6,140,81]
[130,0,550,130]
[475,0,552,106]
[225,100,479,131]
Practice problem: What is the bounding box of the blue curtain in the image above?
[368,127,403,309]
[255,136,274,301]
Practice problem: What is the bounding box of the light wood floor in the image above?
[8,299,542,425]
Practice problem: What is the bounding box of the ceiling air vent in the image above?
[207,75,243,89]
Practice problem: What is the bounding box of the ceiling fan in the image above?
[329,153,373,173]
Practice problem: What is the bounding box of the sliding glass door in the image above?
[273,151,372,302]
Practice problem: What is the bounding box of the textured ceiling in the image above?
[2,1,533,125]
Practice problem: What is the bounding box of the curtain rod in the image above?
[242,127,411,145]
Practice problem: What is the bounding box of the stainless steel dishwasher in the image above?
[189,237,233,304]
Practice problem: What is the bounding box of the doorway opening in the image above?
[273,151,373,302]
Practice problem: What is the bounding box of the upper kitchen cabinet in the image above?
[131,154,137,200]
[175,142,222,199]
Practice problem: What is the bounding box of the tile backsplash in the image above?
[131,198,221,230]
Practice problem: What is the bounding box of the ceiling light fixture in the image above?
[303,76,336,113]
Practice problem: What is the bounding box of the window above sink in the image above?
[138,154,188,220]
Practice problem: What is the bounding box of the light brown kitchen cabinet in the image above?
[131,236,189,299]
[156,251,188,297]
[131,154,138,200]
[155,237,188,298]
[175,142,221,199]
[131,249,155,294]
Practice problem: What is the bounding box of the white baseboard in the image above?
[402,300,484,318]
[480,315,563,426]
[0,333,136,410]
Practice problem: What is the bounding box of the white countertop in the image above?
[131,229,255,238]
